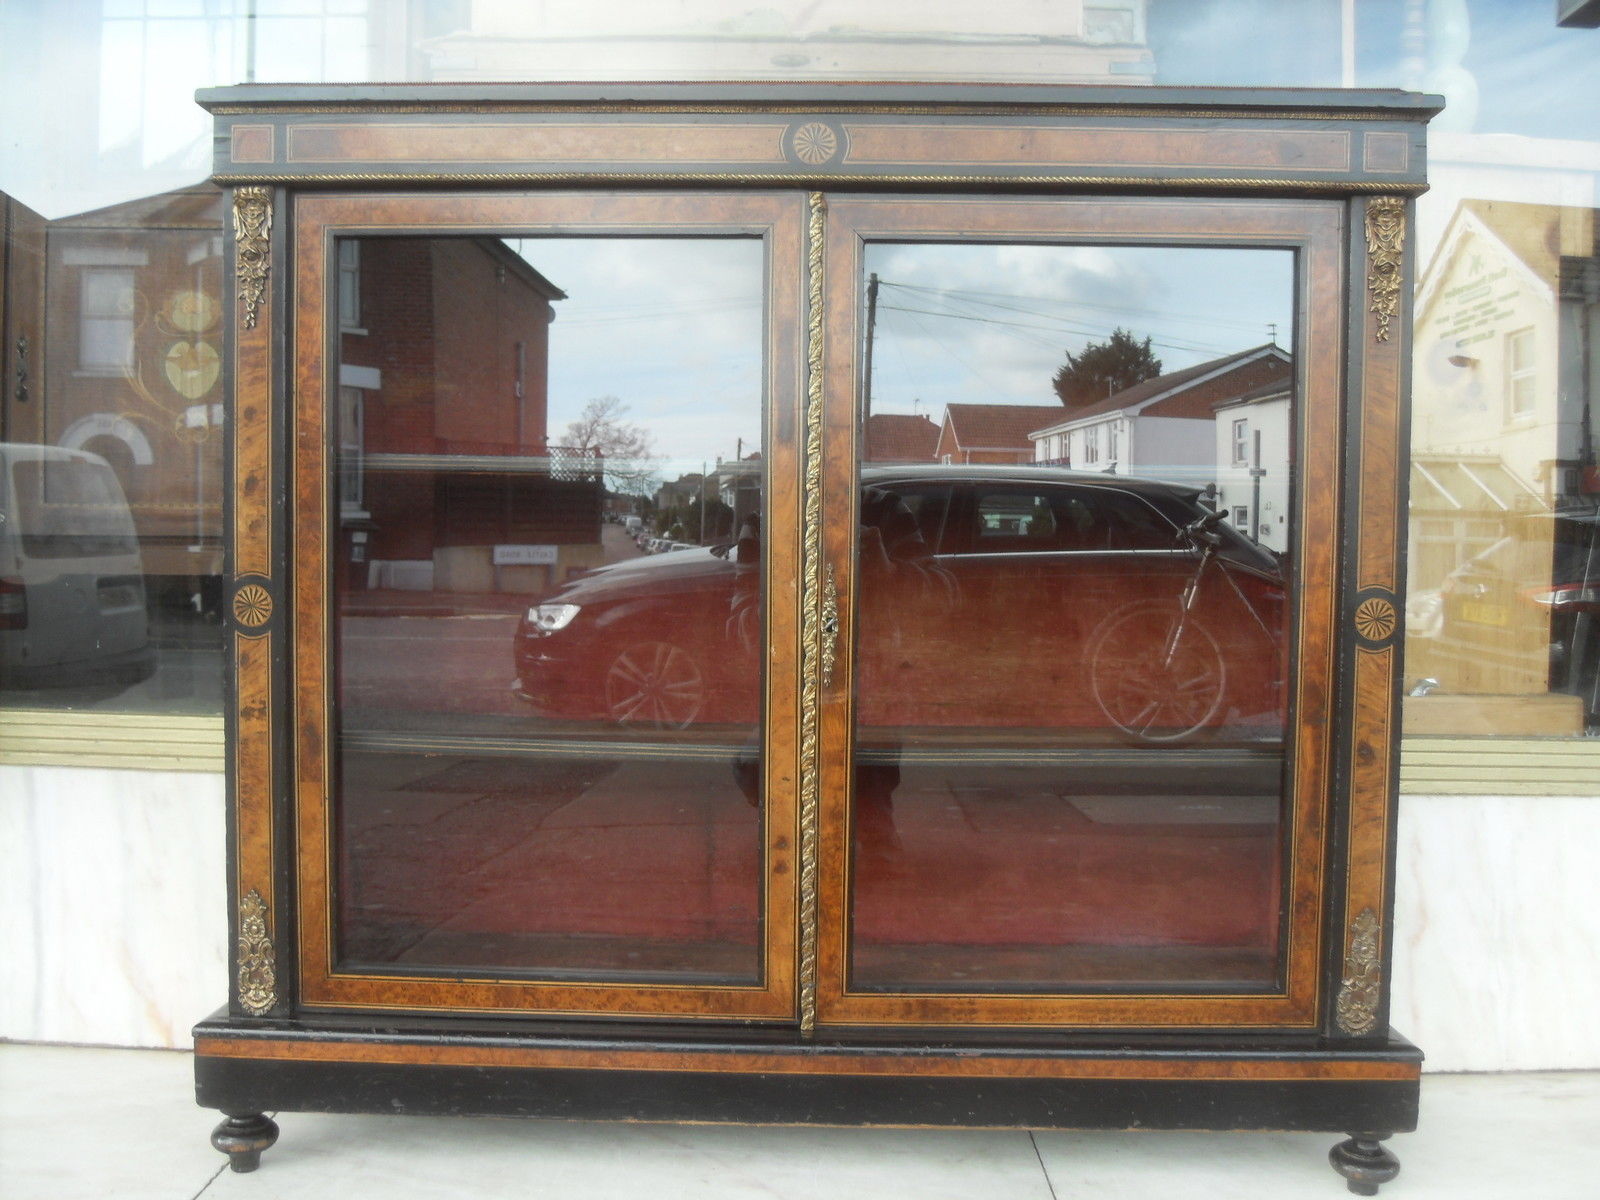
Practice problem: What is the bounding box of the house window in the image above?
[1505,327,1535,421]
[1106,423,1119,465]
[1231,417,1250,466]
[1082,427,1099,465]
[338,240,362,329]
[78,268,136,373]
[337,385,365,515]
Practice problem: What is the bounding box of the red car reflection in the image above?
[514,467,1288,741]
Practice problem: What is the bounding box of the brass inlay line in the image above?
[798,191,826,1037]
[1335,907,1382,1035]
[232,187,272,330]
[1365,196,1405,342]
[236,889,277,1015]
[213,172,1427,195]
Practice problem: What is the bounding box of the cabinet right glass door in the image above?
[815,196,1348,1029]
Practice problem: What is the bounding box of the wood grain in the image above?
[842,124,1352,172]
[287,122,787,165]
[195,1035,1420,1081]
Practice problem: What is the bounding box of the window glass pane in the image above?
[1406,198,1600,737]
[2,185,225,714]
[849,240,1296,993]
[4,0,1597,752]
[331,235,769,983]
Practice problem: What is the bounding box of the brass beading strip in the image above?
[798,191,826,1036]
[214,172,1426,194]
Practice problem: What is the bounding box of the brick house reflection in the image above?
[1,185,228,620]
[337,237,605,597]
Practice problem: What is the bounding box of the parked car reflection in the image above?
[0,444,155,692]
[1414,507,1600,730]
[513,466,1288,742]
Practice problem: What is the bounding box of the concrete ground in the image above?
[3,1043,1598,1199]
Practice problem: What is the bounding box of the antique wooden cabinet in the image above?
[194,84,1438,1194]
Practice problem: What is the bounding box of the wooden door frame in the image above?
[811,194,1347,1029]
[288,190,808,1020]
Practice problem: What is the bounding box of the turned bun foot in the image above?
[1328,1132,1400,1195]
[210,1112,279,1172]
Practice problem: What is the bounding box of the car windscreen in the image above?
[9,457,139,559]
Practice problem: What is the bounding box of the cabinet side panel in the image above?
[226,185,293,1018]
[1329,195,1411,1039]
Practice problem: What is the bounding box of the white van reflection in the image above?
[0,444,155,689]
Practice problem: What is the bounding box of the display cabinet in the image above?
[194,83,1438,1194]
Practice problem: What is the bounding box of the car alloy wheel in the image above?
[604,640,706,729]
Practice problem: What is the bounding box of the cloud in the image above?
[512,235,1293,449]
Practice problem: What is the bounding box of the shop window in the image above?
[1,185,226,734]
[1,0,1595,784]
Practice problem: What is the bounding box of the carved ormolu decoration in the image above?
[797,191,826,1036]
[1364,196,1405,343]
[232,582,273,629]
[232,186,272,330]
[236,889,278,1016]
[820,565,839,687]
[1336,907,1382,1035]
[1354,595,1398,644]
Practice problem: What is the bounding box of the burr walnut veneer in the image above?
[195,83,1437,1195]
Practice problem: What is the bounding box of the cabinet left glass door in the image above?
[290,193,806,1020]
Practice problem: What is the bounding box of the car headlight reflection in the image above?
[527,602,581,633]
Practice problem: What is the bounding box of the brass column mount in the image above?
[820,565,839,687]
[236,889,278,1016]
[1364,196,1405,343]
[233,187,272,330]
[1336,907,1382,1035]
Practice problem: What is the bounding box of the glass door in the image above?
[815,196,1348,1028]
[292,192,807,1019]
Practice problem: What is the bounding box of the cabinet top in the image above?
[198,81,1444,117]
[200,83,1442,192]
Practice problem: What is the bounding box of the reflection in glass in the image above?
[0,185,226,713]
[849,242,1296,992]
[332,236,767,983]
[1405,200,1600,737]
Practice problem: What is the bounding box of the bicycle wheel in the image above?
[1086,601,1227,743]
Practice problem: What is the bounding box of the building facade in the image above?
[1,0,1598,1076]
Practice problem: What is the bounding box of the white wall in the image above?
[1213,395,1293,552]
[0,765,227,1049]
[1129,415,1214,486]
[1390,793,1600,1073]
[4,762,1598,1073]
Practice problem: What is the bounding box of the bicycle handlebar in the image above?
[1177,508,1229,546]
